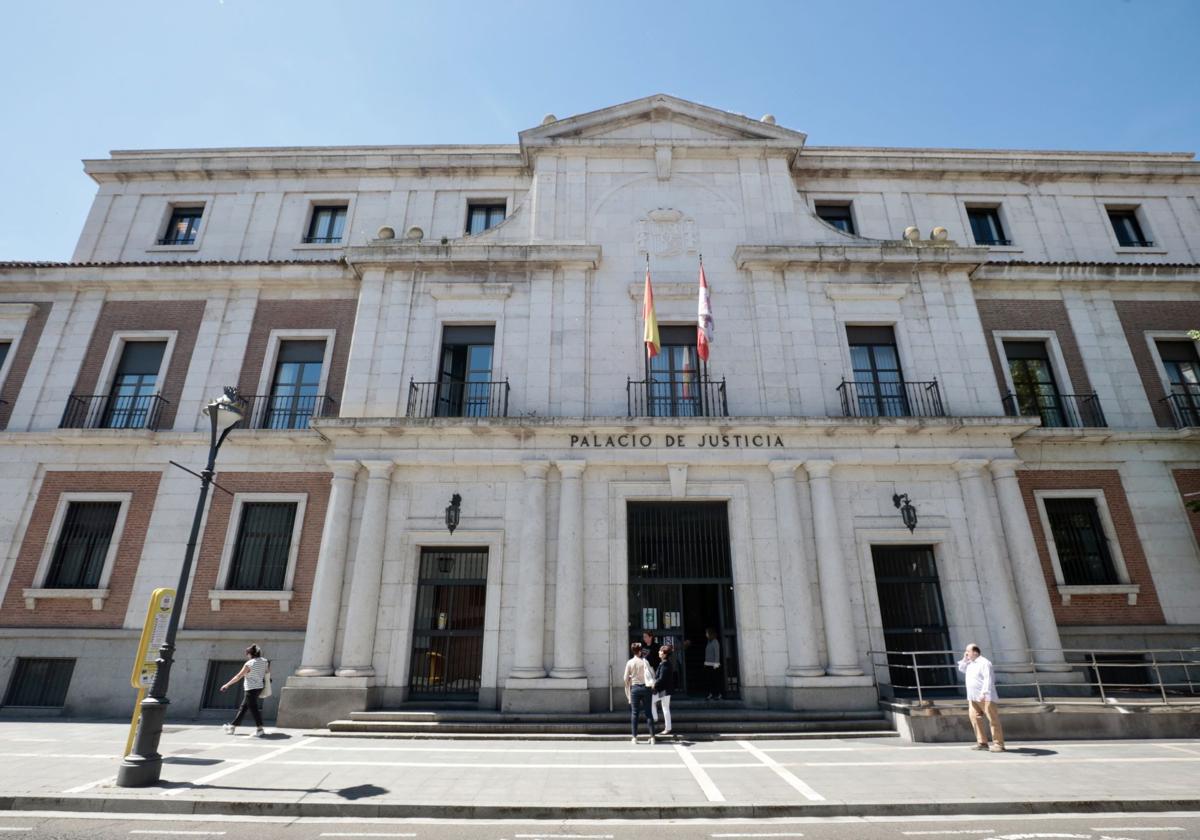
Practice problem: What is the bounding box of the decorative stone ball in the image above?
[930,226,949,241]
[376,226,395,240]
[761,114,776,125]
[903,226,921,241]
[405,226,424,241]
[542,114,557,125]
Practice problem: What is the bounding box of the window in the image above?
[304,205,347,244]
[967,207,1010,246]
[44,501,121,589]
[1004,340,1067,427]
[1156,340,1200,426]
[104,341,166,429]
[3,658,75,707]
[815,203,855,234]
[0,341,9,374]
[1043,498,1120,586]
[437,326,496,417]
[263,340,326,429]
[226,502,298,590]
[159,206,203,245]
[1108,208,1153,248]
[847,326,907,416]
[466,203,506,235]
[648,325,704,417]
[201,660,245,710]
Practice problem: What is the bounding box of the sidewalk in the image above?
[0,721,1197,818]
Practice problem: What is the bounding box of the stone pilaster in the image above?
[804,460,863,676]
[335,459,394,677]
[509,462,550,679]
[550,460,587,679]
[768,461,824,677]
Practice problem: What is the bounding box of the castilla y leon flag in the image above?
[697,257,714,361]
[642,260,661,359]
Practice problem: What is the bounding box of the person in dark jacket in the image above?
[651,645,678,735]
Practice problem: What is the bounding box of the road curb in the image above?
[1,795,1198,820]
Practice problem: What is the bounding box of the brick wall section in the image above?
[183,471,331,631]
[235,300,357,415]
[975,299,1093,405]
[1172,469,1200,548]
[1112,300,1200,427]
[72,300,206,429]
[1017,470,1165,626]
[0,471,162,628]
[0,302,51,430]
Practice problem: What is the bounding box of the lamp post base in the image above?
[116,695,168,787]
[116,753,164,787]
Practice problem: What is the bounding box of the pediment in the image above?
[519,94,806,156]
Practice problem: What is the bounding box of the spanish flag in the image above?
[642,260,661,359]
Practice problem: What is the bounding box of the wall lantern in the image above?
[445,493,462,534]
[892,493,918,533]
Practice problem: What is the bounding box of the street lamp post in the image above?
[117,387,246,787]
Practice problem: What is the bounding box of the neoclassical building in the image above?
[0,95,1197,726]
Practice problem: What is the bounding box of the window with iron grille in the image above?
[159,206,203,245]
[45,501,121,588]
[967,206,1010,246]
[201,659,246,710]
[466,203,506,235]
[1107,208,1152,247]
[1044,498,1120,585]
[264,340,326,429]
[305,205,347,244]
[815,202,855,234]
[226,502,297,590]
[3,658,75,707]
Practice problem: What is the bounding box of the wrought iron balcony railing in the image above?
[236,394,336,430]
[836,379,945,418]
[626,377,728,418]
[301,236,342,244]
[60,393,169,431]
[1002,392,1107,428]
[407,378,510,418]
[1161,389,1200,429]
[156,236,196,246]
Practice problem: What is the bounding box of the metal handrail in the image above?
[156,236,196,246]
[407,378,510,418]
[626,376,728,418]
[236,394,336,430]
[836,379,945,418]
[1160,390,1200,429]
[302,235,342,244]
[60,393,169,431]
[867,647,1200,706]
[1002,392,1107,428]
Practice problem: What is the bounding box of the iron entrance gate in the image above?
[408,547,487,700]
[627,501,739,698]
[871,544,955,694]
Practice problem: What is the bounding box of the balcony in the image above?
[1002,392,1107,428]
[237,394,336,430]
[60,393,168,431]
[836,379,945,418]
[407,379,510,418]
[626,377,728,418]
[1161,389,1200,429]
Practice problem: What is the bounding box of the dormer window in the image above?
[466,203,506,235]
[1108,207,1153,248]
[158,206,203,246]
[967,206,1011,246]
[305,205,347,244]
[815,202,855,234]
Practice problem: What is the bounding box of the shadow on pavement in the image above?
[1005,747,1058,756]
[154,781,390,800]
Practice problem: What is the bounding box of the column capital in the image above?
[522,461,551,479]
[361,459,394,480]
[988,458,1023,480]
[554,459,587,479]
[768,460,802,479]
[953,458,990,477]
[325,459,361,481]
[803,459,836,479]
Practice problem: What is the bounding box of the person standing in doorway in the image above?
[220,644,270,738]
[652,645,678,736]
[703,627,723,701]
[957,643,1005,752]
[641,631,660,669]
[623,642,656,744]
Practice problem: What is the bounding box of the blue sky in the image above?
[2,0,1197,260]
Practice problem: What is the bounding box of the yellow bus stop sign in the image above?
[131,588,175,689]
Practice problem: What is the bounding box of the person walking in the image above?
[220,644,271,738]
[957,643,1005,752]
[652,645,678,736]
[703,627,723,700]
[623,641,656,744]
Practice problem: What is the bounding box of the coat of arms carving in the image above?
[636,208,697,258]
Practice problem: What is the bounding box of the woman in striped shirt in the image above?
[220,645,270,737]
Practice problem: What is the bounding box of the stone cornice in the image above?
[346,242,601,271]
[972,261,1200,285]
[734,244,988,272]
[0,260,355,292]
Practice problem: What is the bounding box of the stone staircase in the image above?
[323,702,897,740]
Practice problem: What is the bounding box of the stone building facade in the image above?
[0,95,1197,726]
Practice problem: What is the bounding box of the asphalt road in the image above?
[0,812,1198,840]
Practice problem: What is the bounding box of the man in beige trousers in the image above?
[957,643,1005,752]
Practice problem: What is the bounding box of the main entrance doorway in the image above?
[871,544,955,696]
[408,547,488,700]
[627,501,739,698]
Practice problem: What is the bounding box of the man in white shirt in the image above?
[957,643,1005,752]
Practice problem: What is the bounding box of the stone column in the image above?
[989,459,1069,671]
[510,462,549,679]
[804,460,863,676]
[769,462,825,677]
[335,460,394,677]
[550,460,586,679]
[955,459,1033,671]
[296,460,360,676]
